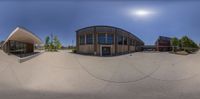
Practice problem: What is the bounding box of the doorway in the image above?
[102,47,111,56]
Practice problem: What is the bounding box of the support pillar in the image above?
[114,28,117,55]
[94,27,97,55]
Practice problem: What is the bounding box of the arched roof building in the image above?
[76,25,144,56]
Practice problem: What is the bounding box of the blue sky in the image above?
[0,0,200,46]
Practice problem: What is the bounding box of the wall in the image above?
[129,46,136,52]
[117,45,129,54]
[78,45,94,54]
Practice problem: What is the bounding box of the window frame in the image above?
[107,34,114,44]
[98,33,106,44]
[79,35,85,45]
[86,34,93,44]
[117,35,123,45]
[123,37,128,45]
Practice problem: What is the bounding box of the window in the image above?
[9,40,27,53]
[98,33,106,44]
[129,39,134,46]
[128,39,132,45]
[117,35,123,45]
[107,34,113,44]
[124,37,128,45]
[79,35,85,45]
[10,41,16,50]
[86,34,93,44]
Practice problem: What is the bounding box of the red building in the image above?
[155,36,172,51]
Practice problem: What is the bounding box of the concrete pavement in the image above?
[0,50,200,99]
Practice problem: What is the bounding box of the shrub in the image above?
[72,49,77,53]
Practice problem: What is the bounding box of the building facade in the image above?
[0,41,4,49]
[141,45,156,51]
[155,36,172,51]
[2,27,42,55]
[76,26,144,56]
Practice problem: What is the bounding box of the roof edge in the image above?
[3,27,42,46]
[76,25,144,44]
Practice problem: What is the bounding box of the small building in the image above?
[76,25,144,56]
[2,27,42,55]
[155,36,172,51]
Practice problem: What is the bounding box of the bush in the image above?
[72,49,76,53]
[185,49,192,53]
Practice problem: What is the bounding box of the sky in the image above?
[0,0,200,46]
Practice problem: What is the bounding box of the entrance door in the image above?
[102,47,111,56]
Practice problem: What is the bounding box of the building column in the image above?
[7,40,10,55]
[122,36,124,53]
[84,34,86,44]
[114,28,117,55]
[76,32,79,52]
[128,37,130,53]
[105,33,107,43]
[134,41,136,52]
[114,29,118,55]
[94,27,97,55]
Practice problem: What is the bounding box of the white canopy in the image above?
[3,27,42,45]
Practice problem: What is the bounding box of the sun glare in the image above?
[129,9,155,18]
[135,10,150,16]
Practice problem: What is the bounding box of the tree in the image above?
[45,36,50,50]
[45,34,62,51]
[181,36,190,48]
[49,42,54,51]
[180,36,198,52]
[171,37,179,52]
[53,36,62,50]
[178,39,182,50]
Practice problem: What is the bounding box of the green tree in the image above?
[53,36,62,50]
[180,36,198,52]
[45,36,50,50]
[181,36,190,48]
[49,42,54,51]
[189,39,198,48]
[171,37,179,52]
[45,34,62,51]
[178,39,182,50]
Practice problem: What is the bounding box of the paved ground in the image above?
[0,50,200,99]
